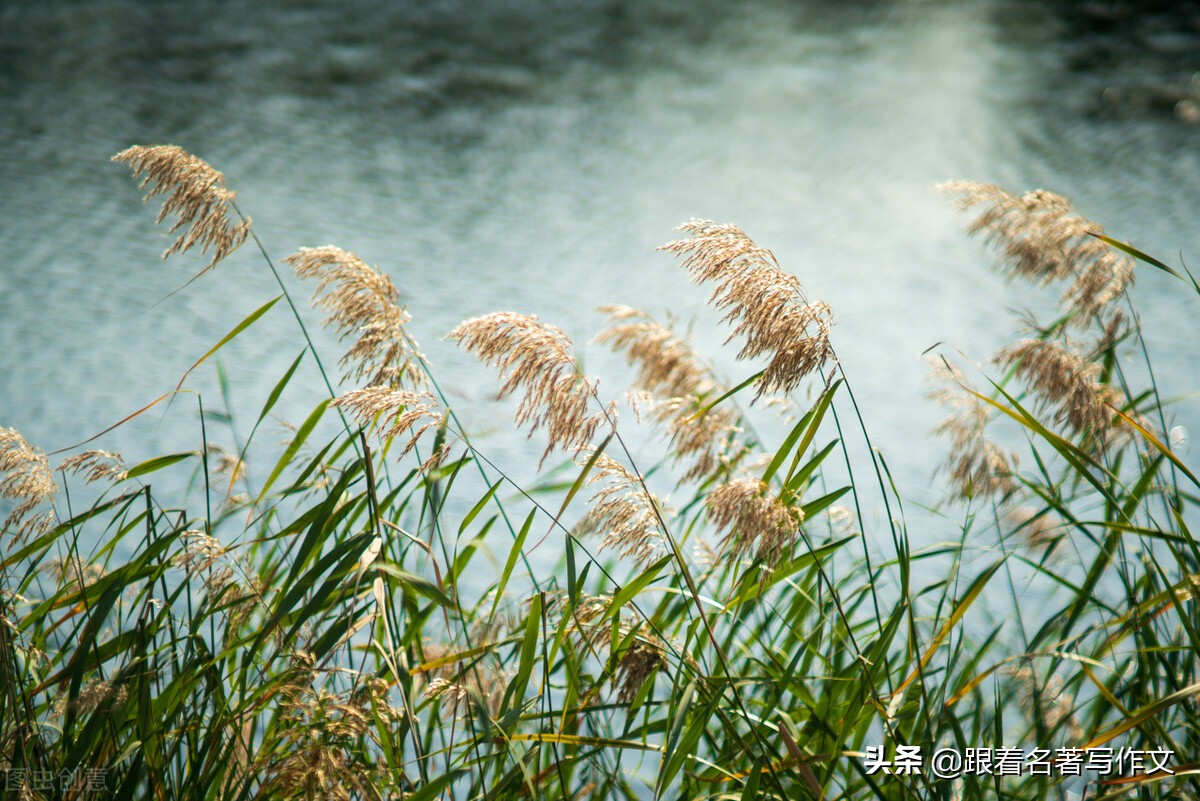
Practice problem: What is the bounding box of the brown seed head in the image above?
[614,633,667,703]
[0,427,57,542]
[597,306,745,482]
[939,181,1134,325]
[112,145,250,268]
[57,450,127,484]
[331,387,443,458]
[577,450,667,567]
[928,359,1020,502]
[286,246,425,388]
[448,312,611,462]
[705,478,803,568]
[996,338,1123,441]
[659,220,833,398]
[44,555,107,595]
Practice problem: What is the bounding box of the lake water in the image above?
[2,0,1198,569]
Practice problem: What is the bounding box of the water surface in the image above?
[2,0,1198,568]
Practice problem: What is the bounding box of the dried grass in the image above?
[448,312,611,462]
[929,359,1020,501]
[112,145,250,268]
[576,449,667,567]
[56,450,127,484]
[331,387,443,458]
[286,246,425,388]
[705,478,803,568]
[596,306,744,482]
[659,220,833,398]
[996,338,1124,441]
[939,181,1134,325]
[0,427,56,542]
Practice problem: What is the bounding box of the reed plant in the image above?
[1,147,1197,800]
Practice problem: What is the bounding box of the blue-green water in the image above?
[2,0,1198,568]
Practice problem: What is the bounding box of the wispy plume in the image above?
[659,220,833,399]
[56,450,127,484]
[112,145,250,269]
[705,478,803,568]
[596,306,744,482]
[448,312,611,461]
[544,593,669,702]
[577,450,668,567]
[331,387,444,458]
[420,643,510,723]
[939,181,1134,324]
[929,359,1020,502]
[996,338,1124,441]
[287,246,425,388]
[1,427,57,542]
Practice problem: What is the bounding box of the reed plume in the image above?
[939,181,1134,324]
[659,221,833,398]
[1,427,56,542]
[286,246,425,388]
[52,679,127,718]
[56,450,127,484]
[331,387,443,457]
[420,643,510,723]
[706,478,803,568]
[596,306,744,481]
[614,632,667,703]
[996,338,1124,441]
[929,359,1020,501]
[448,312,611,461]
[544,592,668,702]
[112,145,250,269]
[263,684,386,801]
[577,449,667,567]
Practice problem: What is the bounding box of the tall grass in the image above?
[1,148,1197,800]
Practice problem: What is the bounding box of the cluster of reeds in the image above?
[0,147,1196,801]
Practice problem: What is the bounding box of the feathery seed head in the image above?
[596,306,710,399]
[45,556,106,594]
[448,312,611,462]
[939,181,1134,325]
[57,450,127,484]
[1,427,57,543]
[52,679,128,719]
[420,645,510,723]
[615,634,667,703]
[577,450,668,567]
[996,338,1123,441]
[928,359,1020,501]
[331,387,443,458]
[659,220,833,398]
[706,478,803,569]
[597,306,745,482]
[287,246,426,388]
[113,145,250,268]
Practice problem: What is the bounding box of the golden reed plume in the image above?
[939,181,1133,325]
[659,220,833,399]
[448,312,611,462]
[113,145,250,269]
[0,427,56,542]
[331,387,443,458]
[928,359,1020,501]
[286,246,425,389]
[706,478,803,568]
[576,449,667,567]
[996,338,1124,440]
[596,306,744,482]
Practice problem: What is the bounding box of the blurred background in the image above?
[2,0,1198,556]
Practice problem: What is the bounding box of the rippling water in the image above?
[2,0,1198,554]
